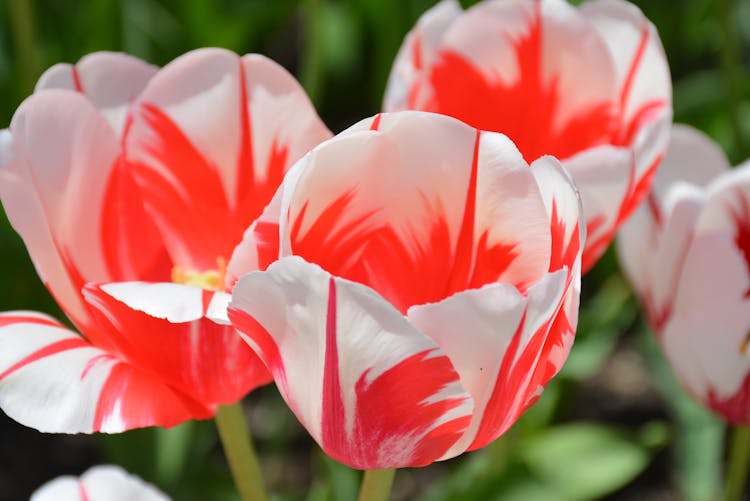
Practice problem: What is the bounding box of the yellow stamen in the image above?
[741,331,750,355]
[171,256,227,291]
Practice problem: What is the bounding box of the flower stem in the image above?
[214,402,268,501]
[300,0,324,105]
[725,426,750,501]
[358,468,396,501]
[715,0,748,159]
[8,0,40,93]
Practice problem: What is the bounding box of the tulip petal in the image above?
[661,308,750,424]
[564,144,633,270]
[580,0,671,141]
[0,91,120,328]
[384,0,671,274]
[124,49,331,270]
[408,268,567,457]
[226,183,285,287]
[31,465,170,501]
[82,282,270,406]
[526,156,584,393]
[281,112,551,311]
[0,312,211,433]
[651,124,731,200]
[617,125,726,329]
[529,155,584,273]
[657,168,750,404]
[31,54,171,288]
[416,0,618,162]
[229,256,473,469]
[35,52,158,135]
[383,0,461,111]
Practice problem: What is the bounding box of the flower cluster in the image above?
[3,0,745,496]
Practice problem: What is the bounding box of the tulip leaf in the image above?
[561,274,636,381]
[637,327,724,501]
[519,423,655,501]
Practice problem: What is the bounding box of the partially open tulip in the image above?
[0,49,331,432]
[31,465,169,501]
[228,111,584,469]
[384,0,672,272]
[618,125,750,424]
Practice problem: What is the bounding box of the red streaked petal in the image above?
[529,155,585,273]
[229,256,473,469]
[82,282,270,407]
[0,312,210,433]
[415,0,618,163]
[407,268,568,457]
[123,49,330,271]
[563,144,633,271]
[386,0,672,273]
[99,155,172,282]
[284,112,551,311]
[226,183,285,288]
[123,100,234,270]
[383,0,462,111]
[580,0,671,140]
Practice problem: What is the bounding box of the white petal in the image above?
[0,91,119,327]
[31,465,170,501]
[35,52,157,135]
[229,256,473,468]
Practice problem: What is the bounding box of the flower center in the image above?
[171,257,227,291]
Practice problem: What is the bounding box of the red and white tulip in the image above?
[618,125,750,424]
[384,0,672,272]
[31,465,169,501]
[0,49,331,432]
[228,111,584,469]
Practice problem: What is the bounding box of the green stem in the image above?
[214,403,268,501]
[300,0,324,105]
[358,469,396,501]
[154,421,195,487]
[8,0,39,93]
[716,0,747,158]
[725,426,750,501]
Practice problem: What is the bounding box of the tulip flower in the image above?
[227,111,584,469]
[31,465,169,501]
[617,124,750,424]
[0,49,332,433]
[384,0,672,272]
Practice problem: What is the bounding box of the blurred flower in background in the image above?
[618,124,750,425]
[384,0,672,272]
[31,465,170,501]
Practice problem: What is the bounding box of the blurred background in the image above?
[0,0,748,499]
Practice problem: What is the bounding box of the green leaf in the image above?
[637,327,724,501]
[520,423,654,501]
[561,274,636,381]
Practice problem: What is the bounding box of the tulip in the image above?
[227,111,584,469]
[0,49,332,433]
[617,124,750,424]
[384,0,672,272]
[31,465,169,501]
